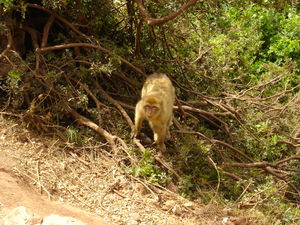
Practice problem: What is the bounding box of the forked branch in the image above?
[135,0,198,26]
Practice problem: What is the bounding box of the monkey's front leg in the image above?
[132,101,144,138]
[153,125,167,152]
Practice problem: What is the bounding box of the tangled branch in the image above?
[230,155,300,196]
[37,43,146,76]
[135,0,198,26]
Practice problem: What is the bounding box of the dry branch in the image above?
[37,43,146,76]
[65,81,136,163]
[230,158,300,196]
[173,129,254,162]
[213,140,254,162]
[0,31,13,59]
[154,153,180,178]
[22,26,41,71]
[135,0,198,26]
[76,81,112,116]
[179,105,233,118]
[94,80,135,131]
[41,15,55,47]
[112,71,137,88]
[69,107,119,152]
[231,162,275,169]
[27,3,90,40]
[276,154,300,166]
[93,78,155,154]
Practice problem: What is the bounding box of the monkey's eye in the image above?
[150,106,159,114]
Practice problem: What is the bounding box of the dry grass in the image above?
[0,115,274,225]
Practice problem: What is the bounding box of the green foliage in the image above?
[291,169,300,189]
[1,0,299,223]
[8,70,23,79]
[178,174,195,198]
[268,11,300,71]
[0,0,14,11]
[130,148,170,185]
[174,136,218,199]
[240,178,300,224]
[6,71,23,94]
[65,126,82,144]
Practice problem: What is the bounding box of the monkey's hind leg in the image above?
[166,129,171,140]
[165,115,173,140]
[158,142,166,152]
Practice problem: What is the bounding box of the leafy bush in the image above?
[1,0,299,224]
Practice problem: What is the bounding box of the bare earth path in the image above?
[0,130,108,225]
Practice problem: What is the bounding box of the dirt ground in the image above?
[0,116,109,224]
[0,115,255,225]
[0,149,108,224]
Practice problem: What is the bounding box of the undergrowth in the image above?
[0,0,299,224]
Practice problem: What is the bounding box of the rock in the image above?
[162,200,176,211]
[222,216,247,225]
[3,206,88,225]
[183,201,195,209]
[172,204,184,216]
[161,199,185,215]
[3,206,42,225]
[42,214,87,225]
[229,217,247,225]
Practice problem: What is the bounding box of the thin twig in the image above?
[37,42,146,76]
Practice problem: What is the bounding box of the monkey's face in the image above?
[144,104,160,119]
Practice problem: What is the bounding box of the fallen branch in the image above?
[69,78,111,111]
[62,70,146,155]
[275,154,300,166]
[69,107,120,152]
[94,79,135,131]
[230,161,275,169]
[190,47,211,64]
[173,129,254,162]
[154,153,180,178]
[69,107,137,163]
[230,159,300,196]
[213,139,254,162]
[94,79,162,155]
[175,105,233,137]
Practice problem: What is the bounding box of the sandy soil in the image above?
[0,150,108,225]
[0,116,254,225]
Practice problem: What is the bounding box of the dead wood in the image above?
[26,3,90,40]
[41,15,55,47]
[22,26,41,71]
[0,31,13,59]
[69,107,120,152]
[94,79,135,131]
[37,43,146,76]
[230,157,300,196]
[135,0,198,26]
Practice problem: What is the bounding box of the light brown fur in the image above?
[133,73,175,151]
